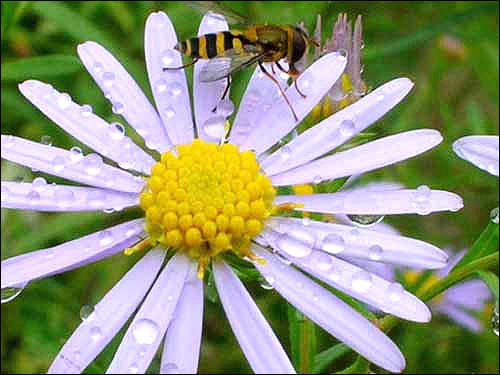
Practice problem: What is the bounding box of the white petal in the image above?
[106,253,190,374]
[252,245,405,373]
[161,262,203,374]
[271,129,443,186]
[77,41,172,152]
[266,217,448,269]
[1,219,145,288]
[145,12,194,145]
[48,249,166,374]
[1,135,144,193]
[1,181,138,212]
[193,14,230,143]
[262,78,414,175]
[213,260,295,374]
[18,80,155,174]
[229,60,290,146]
[274,188,463,215]
[240,52,347,154]
[453,135,499,176]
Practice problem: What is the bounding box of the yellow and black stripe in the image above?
[176,32,247,59]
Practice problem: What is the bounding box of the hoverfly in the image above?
[164,1,319,121]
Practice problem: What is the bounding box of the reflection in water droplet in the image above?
[276,233,314,258]
[492,300,499,336]
[348,214,384,228]
[217,99,234,117]
[490,207,499,225]
[203,116,226,140]
[161,49,176,68]
[310,251,333,271]
[313,175,323,184]
[260,274,276,290]
[57,93,72,110]
[80,305,95,321]
[387,283,404,302]
[156,79,168,93]
[32,177,48,192]
[80,104,93,117]
[169,82,183,97]
[102,72,116,88]
[98,230,114,246]
[368,245,383,261]
[109,122,126,141]
[351,271,373,293]
[69,147,84,163]
[411,185,432,215]
[339,119,356,137]
[40,135,52,146]
[1,284,27,304]
[132,319,160,345]
[90,326,103,341]
[298,72,314,95]
[320,233,345,254]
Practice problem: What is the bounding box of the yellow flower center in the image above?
[136,139,275,276]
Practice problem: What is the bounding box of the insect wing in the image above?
[186,1,249,25]
[199,50,264,82]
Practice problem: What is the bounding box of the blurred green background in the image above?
[1,1,499,374]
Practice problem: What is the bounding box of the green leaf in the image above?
[313,343,350,374]
[336,356,369,374]
[1,1,17,39]
[1,55,81,81]
[288,304,317,373]
[452,215,499,272]
[475,270,499,300]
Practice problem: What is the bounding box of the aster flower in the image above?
[1,11,464,374]
[453,135,499,177]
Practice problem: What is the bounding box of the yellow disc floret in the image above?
[139,139,276,273]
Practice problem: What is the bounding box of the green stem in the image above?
[288,305,316,373]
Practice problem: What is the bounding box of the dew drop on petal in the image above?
[102,72,116,88]
[98,230,114,246]
[339,119,356,137]
[387,283,404,302]
[320,233,345,254]
[310,251,333,271]
[298,72,314,95]
[69,147,84,163]
[260,274,276,290]
[351,271,373,293]
[490,207,499,225]
[1,284,26,304]
[128,363,139,374]
[32,177,48,192]
[112,101,125,115]
[492,301,499,336]
[82,154,103,176]
[109,122,126,141]
[276,233,313,258]
[280,145,292,161]
[368,245,383,261]
[169,82,183,97]
[55,186,75,207]
[313,175,323,184]
[216,99,234,117]
[27,190,41,204]
[302,217,311,226]
[161,363,180,374]
[164,106,176,119]
[348,214,384,228]
[92,62,103,74]
[203,116,226,140]
[161,49,176,68]
[80,305,95,321]
[156,79,168,93]
[40,135,52,146]
[57,93,72,110]
[52,156,66,172]
[132,319,160,345]
[90,326,103,341]
[80,104,93,117]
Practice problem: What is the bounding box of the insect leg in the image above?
[211,76,232,113]
[286,63,307,99]
[162,58,199,71]
[259,62,299,122]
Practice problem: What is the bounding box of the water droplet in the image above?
[129,363,139,374]
[376,94,385,102]
[32,177,48,192]
[27,190,41,204]
[40,135,52,146]
[276,233,314,258]
[102,72,116,88]
[490,207,499,224]
[313,175,323,184]
[302,217,311,226]
[310,251,333,271]
[155,78,168,93]
[348,214,384,228]
[387,283,404,302]
[1,186,10,202]
[320,233,345,254]
[109,122,126,141]
[338,48,348,58]
[298,72,314,95]
[161,49,176,68]
[203,116,226,140]
[55,186,75,207]
[82,154,103,176]
[69,146,84,163]
[1,284,26,304]
[169,82,183,97]
[164,106,175,119]
[274,252,293,266]
[280,145,292,161]
[98,230,114,246]
[80,305,95,321]
[80,104,93,117]
[492,300,499,336]
[339,119,356,137]
[145,137,158,150]
[260,274,276,290]
[132,319,160,345]
[351,271,373,293]
[52,156,66,172]
[112,101,125,115]
[90,326,103,341]
[368,245,383,261]
[57,93,72,110]
[216,99,234,117]
[411,185,432,215]
[92,62,103,74]
[162,362,179,374]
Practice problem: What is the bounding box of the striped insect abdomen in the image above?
[175,31,246,59]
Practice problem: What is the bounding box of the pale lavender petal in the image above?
[453,135,499,176]
[265,217,447,269]
[18,80,155,174]
[442,280,491,310]
[262,78,414,175]
[213,260,295,374]
[106,253,190,374]
[145,12,194,145]
[1,135,144,193]
[436,304,482,332]
[229,60,289,145]
[437,249,466,277]
[271,129,443,186]
[1,219,144,288]
[77,41,172,152]
[350,258,396,281]
[274,188,463,215]
[48,249,166,374]
[240,52,347,154]
[252,245,405,373]
[193,14,230,143]
[161,262,203,374]
[1,181,138,212]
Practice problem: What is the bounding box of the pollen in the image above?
[138,139,276,273]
